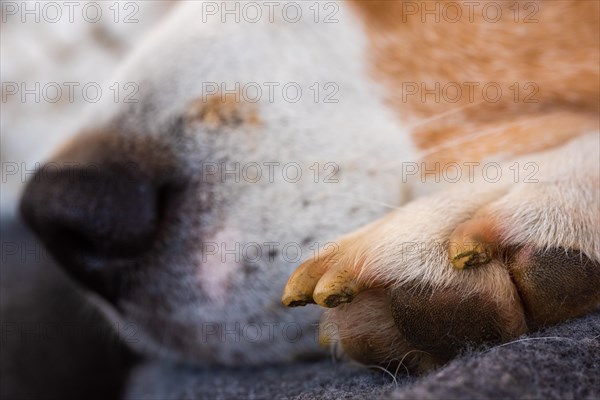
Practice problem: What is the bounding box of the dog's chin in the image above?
[81,291,192,364]
[86,287,324,366]
[82,293,161,358]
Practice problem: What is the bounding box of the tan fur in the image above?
[349,0,599,164]
[186,94,261,130]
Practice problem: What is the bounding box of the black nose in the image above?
[20,162,166,301]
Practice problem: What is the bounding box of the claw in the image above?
[281,259,320,307]
[449,217,499,270]
[282,238,369,308]
[313,266,360,308]
[282,222,385,308]
[281,243,340,307]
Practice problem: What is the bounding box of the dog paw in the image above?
[283,167,600,372]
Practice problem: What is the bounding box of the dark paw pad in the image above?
[508,246,600,329]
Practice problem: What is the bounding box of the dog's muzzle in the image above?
[19,133,183,304]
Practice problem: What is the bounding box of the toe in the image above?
[508,246,600,328]
[313,265,361,308]
[448,217,500,269]
[281,243,340,307]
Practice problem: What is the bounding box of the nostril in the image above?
[19,163,173,300]
[54,225,96,258]
[156,184,172,227]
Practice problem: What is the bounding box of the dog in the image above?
[19,0,599,375]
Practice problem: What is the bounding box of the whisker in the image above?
[349,361,399,385]
[485,335,587,352]
[393,360,404,380]
[405,101,486,131]
[397,349,428,375]
[324,192,403,210]
[329,342,338,363]
[413,115,548,161]
[308,110,554,212]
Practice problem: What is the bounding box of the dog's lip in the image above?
[47,247,141,304]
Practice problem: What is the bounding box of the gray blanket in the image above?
[2,218,599,400]
[125,311,600,400]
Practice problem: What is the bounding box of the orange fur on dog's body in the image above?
[350,0,599,165]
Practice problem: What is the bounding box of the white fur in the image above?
[25,1,415,365]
